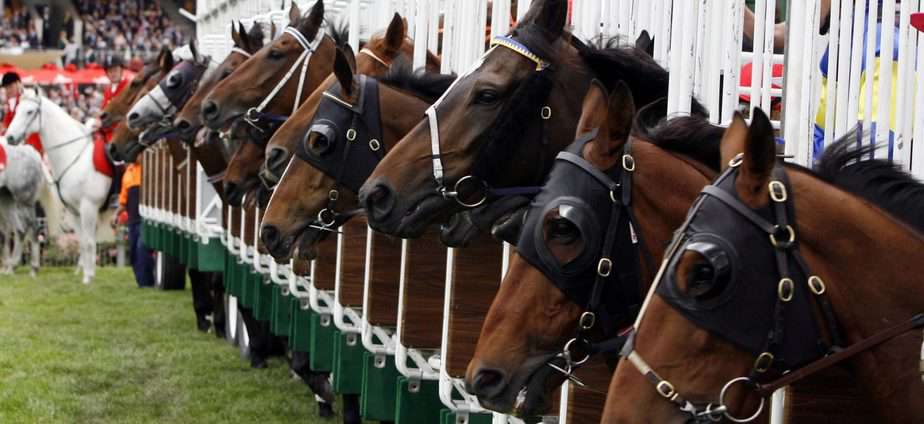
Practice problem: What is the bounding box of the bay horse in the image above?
[200,0,330,131]
[259,48,453,261]
[222,12,439,209]
[357,0,688,239]
[604,112,924,423]
[464,82,723,417]
[0,139,45,276]
[4,90,111,284]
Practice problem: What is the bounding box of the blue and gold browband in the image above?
[490,36,549,71]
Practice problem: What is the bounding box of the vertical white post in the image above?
[413,0,429,68]
[862,0,879,148]
[834,0,855,136]
[875,0,896,159]
[492,0,511,38]
[516,0,531,22]
[349,0,361,53]
[721,0,743,124]
[822,0,842,150]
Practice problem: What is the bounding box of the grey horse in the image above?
[0,141,45,276]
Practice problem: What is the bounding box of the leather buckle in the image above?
[368,138,381,151]
[622,154,636,172]
[579,312,596,330]
[728,153,743,168]
[753,352,774,373]
[656,380,676,399]
[328,190,339,201]
[346,128,357,141]
[540,106,552,120]
[768,180,787,202]
[777,278,794,302]
[597,258,613,277]
[808,276,826,295]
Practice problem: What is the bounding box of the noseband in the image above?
[622,157,924,422]
[426,35,552,208]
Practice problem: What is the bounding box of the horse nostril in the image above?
[175,119,191,131]
[99,112,110,124]
[107,144,123,163]
[224,181,242,207]
[469,368,507,399]
[266,147,288,170]
[261,224,280,251]
[201,101,220,123]
[363,183,396,223]
[127,112,140,125]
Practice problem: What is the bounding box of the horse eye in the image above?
[167,74,182,88]
[268,49,285,60]
[220,68,233,79]
[131,80,142,87]
[473,89,499,105]
[309,134,333,155]
[548,217,580,245]
[681,245,731,300]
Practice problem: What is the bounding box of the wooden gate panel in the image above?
[399,229,446,349]
[366,225,401,326]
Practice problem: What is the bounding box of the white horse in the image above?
[4,90,111,284]
[0,139,44,276]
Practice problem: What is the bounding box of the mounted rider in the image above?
[100,55,129,143]
[1,71,44,155]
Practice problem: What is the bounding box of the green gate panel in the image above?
[254,277,273,322]
[332,330,364,394]
[395,377,442,424]
[177,232,188,265]
[270,286,291,337]
[361,351,399,420]
[141,221,154,250]
[440,410,493,424]
[195,238,225,272]
[309,313,335,372]
[186,235,198,268]
[290,299,312,352]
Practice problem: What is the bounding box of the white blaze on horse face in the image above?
[127,85,174,131]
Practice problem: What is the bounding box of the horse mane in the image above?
[632,98,724,172]
[326,20,362,49]
[814,130,924,233]
[580,44,709,117]
[379,57,457,103]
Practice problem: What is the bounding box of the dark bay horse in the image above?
[222,13,439,209]
[259,49,454,262]
[604,112,924,423]
[200,0,331,130]
[464,82,723,417]
[358,0,689,239]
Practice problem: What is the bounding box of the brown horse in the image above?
[259,48,454,262]
[99,47,174,128]
[464,82,723,417]
[173,21,267,139]
[603,112,924,423]
[200,0,331,130]
[221,13,438,208]
[358,0,688,239]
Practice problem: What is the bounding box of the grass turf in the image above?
[0,267,327,423]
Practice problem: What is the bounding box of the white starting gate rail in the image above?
[148,0,924,423]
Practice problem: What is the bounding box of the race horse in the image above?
[603,111,924,423]
[0,138,45,276]
[4,89,111,284]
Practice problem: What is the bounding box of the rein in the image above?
[622,157,924,423]
[243,26,323,129]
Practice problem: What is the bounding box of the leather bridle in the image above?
[426,35,552,208]
[291,75,384,228]
[243,26,323,129]
[622,156,924,423]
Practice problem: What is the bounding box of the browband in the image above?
[230,47,252,58]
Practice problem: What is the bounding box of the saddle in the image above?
[92,139,113,178]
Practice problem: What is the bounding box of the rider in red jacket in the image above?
[1,72,43,154]
[100,55,129,143]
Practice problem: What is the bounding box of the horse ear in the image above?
[270,21,278,40]
[632,97,667,136]
[604,81,635,149]
[301,0,325,37]
[231,20,243,48]
[575,80,609,137]
[720,112,749,171]
[249,22,265,50]
[334,47,355,97]
[384,13,406,54]
[521,0,567,41]
[635,30,654,57]
[159,49,175,72]
[736,108,777,204]
[288,2,302,26]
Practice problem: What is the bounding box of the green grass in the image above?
[0,267,326,424]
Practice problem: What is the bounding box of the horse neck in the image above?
[786,170,924,416]
[630,142,716,284]
[380,85,432,148]
[37,99,90,173]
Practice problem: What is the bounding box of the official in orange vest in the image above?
[1,71,43,154]
[114,160,154,288]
